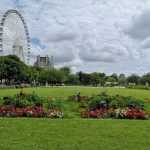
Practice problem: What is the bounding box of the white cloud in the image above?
[1,0,150,74]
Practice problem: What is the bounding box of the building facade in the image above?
[34,55,54,69]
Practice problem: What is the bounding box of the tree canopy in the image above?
[1,55,150,87]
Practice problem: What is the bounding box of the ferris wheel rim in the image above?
[0,9,31,64]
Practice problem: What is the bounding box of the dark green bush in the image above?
[2,92,44,108]
[88,92,145,110]
[88,92,112,110]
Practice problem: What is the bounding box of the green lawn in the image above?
[0,118,149,150]
[0,86,150,100]
[1,86,150,111]
[0,87,150,150]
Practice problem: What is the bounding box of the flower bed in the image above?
[0,91,63,118]
[0,106,45,117]
[0,105,63,118]
[86,107,146,119]
[80,92,149,120]
[0,91,150,119]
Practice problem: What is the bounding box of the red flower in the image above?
[89,111,98,118]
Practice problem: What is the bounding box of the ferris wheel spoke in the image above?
[0,9,31,64]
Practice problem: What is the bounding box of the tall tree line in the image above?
[1,55,150,87]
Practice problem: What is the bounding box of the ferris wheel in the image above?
[0,9,31,64]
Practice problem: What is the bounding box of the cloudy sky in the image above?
[1,0,150,74]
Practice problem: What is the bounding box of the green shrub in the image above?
[47,99,63,110]
[25,93,44,106]
[123,97,144,109]
[2,92,44,108]
[88,92,145,110]
[3,96,15,106]
[88,94,111,110]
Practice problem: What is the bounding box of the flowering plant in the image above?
[47,109,63,118]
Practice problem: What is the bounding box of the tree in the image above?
[27,66,41,86]
[118,74,126,86]
[60,67,71,84]
[0,55,28,85]
[77,72,91,85]
[38,70,49,85]
[90,73,100,86]
[110,73,118,82]
[0,57,5,83]
[106,76,116,83]
[38,69,66,85]
[66,74,80,85]
[140,73,150,86]
[78,71,83,84]
[60,67,71,76]
[99,73,106,86]
[53,69,66,84]
[127,74,140,85]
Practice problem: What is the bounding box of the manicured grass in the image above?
[0,86,150,100]
[0,118,149,150]
[0,88,150,149]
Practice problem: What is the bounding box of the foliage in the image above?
[84,92,147,119]
[109,95,144,109]
[38,68,66,85]
[118,74,126,86]
[0,92,63,118]
[66,74,80,85]
[88,93,144,110]
[0,88,149,119]
[23,92,44,106]
[127,74,140,85]
[2,55,150,88]
[0,55,28,85]
[2,92,44,108]
[47,99,63,111]
[88,92,112,110]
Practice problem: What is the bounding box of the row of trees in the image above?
[0,55,150,87]
[0,55,67,86]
